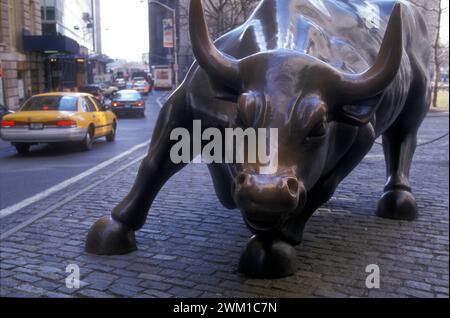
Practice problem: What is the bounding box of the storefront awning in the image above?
[48,53,88,60]
[23,34,80,55]
[88,54,114,64]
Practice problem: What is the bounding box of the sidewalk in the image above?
[0,114,448,298]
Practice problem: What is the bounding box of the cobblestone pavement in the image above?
[0,105,448,298]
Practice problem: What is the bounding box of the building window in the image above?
[41,0,57,21]
[45,7,56,20]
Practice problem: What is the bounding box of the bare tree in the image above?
[411,0,449,107]
[179,0,259,39]
[202,0,260,39]
[177,0,260,76]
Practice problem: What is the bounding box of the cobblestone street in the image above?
[0,108,448,298]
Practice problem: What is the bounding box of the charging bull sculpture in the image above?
[86,0,432,278]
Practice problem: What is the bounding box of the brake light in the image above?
[56,120,77,128]
[1,120,16,128]
[133,102,144,107]
[112,102,120,107]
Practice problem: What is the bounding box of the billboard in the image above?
[163,19,174,48]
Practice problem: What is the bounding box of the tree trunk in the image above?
[432,2,442,108]
[432,61,440,108]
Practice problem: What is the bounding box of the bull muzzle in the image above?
[233,173,306,232]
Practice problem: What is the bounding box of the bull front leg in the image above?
[86,87,192,255]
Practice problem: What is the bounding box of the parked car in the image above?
[0,93,117,154]
[111,90,146,117]
[0,104,13,120]
[78,85,105,104]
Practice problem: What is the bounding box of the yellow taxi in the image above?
[0,92,117,154]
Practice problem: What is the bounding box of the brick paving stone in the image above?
[0,113,448,298]
[396,287,435,298]
[168,287,203,298]
[142,289,174,298]
[15,273,41,283]
[77,289,115,298]
[108,283,144,297]
[138,280,172,291]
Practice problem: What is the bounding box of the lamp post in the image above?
[148,0,179,87]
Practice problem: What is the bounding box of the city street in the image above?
[0,92,167,209]
[0,93,448,298]
[0,0,448,303]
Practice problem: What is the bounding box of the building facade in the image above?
[0,0,45,110]
[40,0,98,53]
[0,0,104,110]
[148,0,178,67]
[148,0,260,84]
[37,0,102,91]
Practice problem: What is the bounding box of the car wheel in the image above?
[106,123,117,142]
[80,128,94,151]
[15,143,31,155]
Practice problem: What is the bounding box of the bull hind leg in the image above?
[377,96,429,220]
[376,127,420,221]
[86,87,193,255]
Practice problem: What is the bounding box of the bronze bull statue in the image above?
[86,0,432,278]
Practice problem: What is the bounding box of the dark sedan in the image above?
[110,90,146,117]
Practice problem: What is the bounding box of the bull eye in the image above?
[303,120,327,144]
[238,93,258,127]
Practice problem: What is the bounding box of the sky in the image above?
[100,0,149,62]
[99,0,449,62]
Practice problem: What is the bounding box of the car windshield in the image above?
[115,92,141,101]
[20,96,79,112]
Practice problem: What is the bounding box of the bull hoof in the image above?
[85,216,137,255]
[238,235,297,278]
[376,190,418,221]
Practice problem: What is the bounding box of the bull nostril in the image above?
[286,178,299,197]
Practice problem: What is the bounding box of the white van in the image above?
[153,67,173,90]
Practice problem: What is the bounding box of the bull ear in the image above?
[335,98,382,126]
[332,4,403,126]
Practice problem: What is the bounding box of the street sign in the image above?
[163,19,174,48]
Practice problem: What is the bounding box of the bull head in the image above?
[190,0,403,232]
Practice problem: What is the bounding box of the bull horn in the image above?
[335,3,403,104]
[189,0,241,90]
